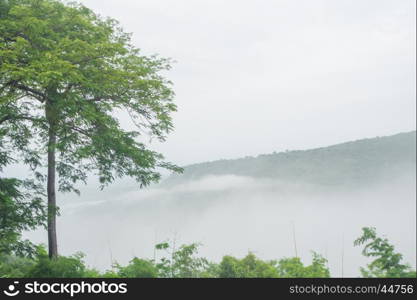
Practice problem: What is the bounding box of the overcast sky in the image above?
[80,0,416,166]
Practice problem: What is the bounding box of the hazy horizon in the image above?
[23,131,417,277]
[2,0,416,279]
[24,170,416,277]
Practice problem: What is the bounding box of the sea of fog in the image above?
[25,173,416,277]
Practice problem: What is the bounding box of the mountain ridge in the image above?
[164,131,416,187]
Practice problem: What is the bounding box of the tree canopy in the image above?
[0,0,180,189]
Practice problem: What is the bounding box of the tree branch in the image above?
[12,83,47,102]
[0,114,44,126]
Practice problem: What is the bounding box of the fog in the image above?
[4,0,416,278]
[25,172,416,277]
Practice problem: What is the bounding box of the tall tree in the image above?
[0,0,181,258]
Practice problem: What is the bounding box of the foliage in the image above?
[0,231,415,278]
[0,178,46,257]
[0,254,35,277]
[115,258,158,278]
[354,227,416,278]
[276,252,330,278]
[0,145,46,257]
[26,246,88,278]
[218,253,279,278]
[0,246,94,278]
[154,242,211,278]
[165,131,416,187]
[216,252,330,278]
[0,0,181,258]
[0,0,181,190]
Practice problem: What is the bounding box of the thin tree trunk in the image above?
[47,123,58,258]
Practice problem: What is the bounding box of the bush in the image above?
[26,247,88,278]
[276,252,330,278]
[115,258,158,278]
[154,242,211,278]
[218,253,279,278]
[0,254,35,278]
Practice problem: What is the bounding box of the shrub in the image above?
[276,252,330,278]
[0,254,35,278]
[26,247,87,278]
[115,258,158,278]
[218,253,279,278]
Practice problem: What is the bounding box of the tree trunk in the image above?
[47,123,58,258]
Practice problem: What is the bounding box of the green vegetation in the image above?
[275,252,330,278]
[0,0,415,280]
[0,228,414,278]
[0,156,46,257]
[165,131,416,187]
[0,0,181,258]
[354,227,416,278]
[217,253,279,278]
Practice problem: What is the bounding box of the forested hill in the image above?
[164,131,416,187]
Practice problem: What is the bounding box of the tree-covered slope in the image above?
[165,131,416,186]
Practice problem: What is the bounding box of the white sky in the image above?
[80,0,416,166]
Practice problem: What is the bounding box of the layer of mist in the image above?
[25,170,416,277]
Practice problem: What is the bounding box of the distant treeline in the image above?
[165,131,416,187]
